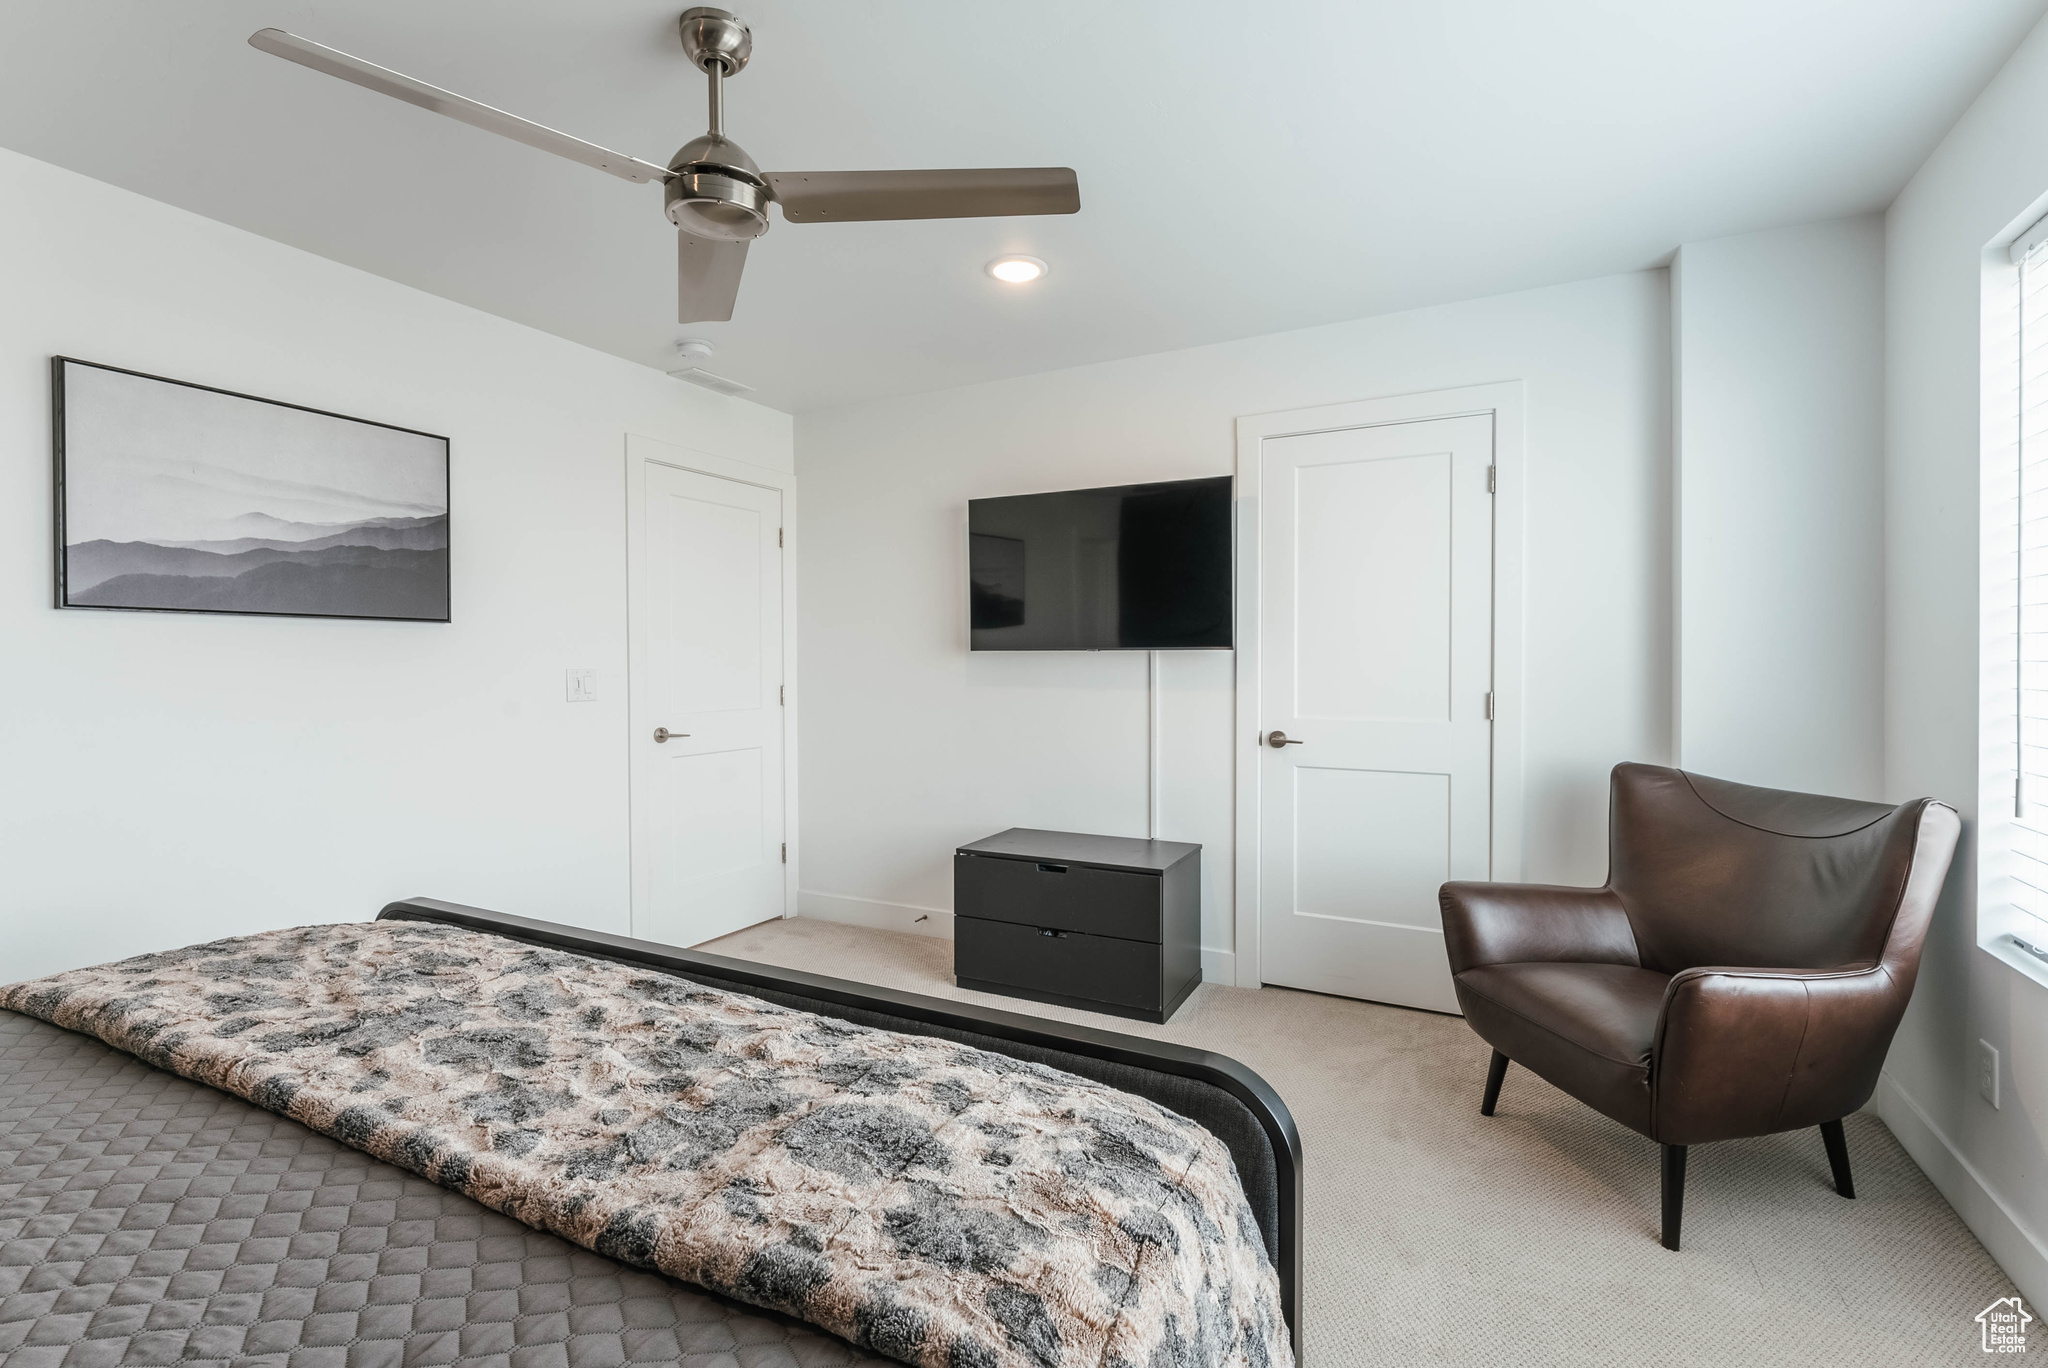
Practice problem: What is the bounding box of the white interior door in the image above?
[1257,413,1494,1011]
[630,460,785,946]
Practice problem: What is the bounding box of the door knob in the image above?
[654,727,689,743]
[1266,730,1304,748]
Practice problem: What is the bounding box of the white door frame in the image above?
[1231,382,1525,989]
[625,431,799,935]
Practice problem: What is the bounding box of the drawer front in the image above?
[954,916,1161,1013]
[954,853,1162,942]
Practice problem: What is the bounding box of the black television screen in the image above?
[968,476,1233,650]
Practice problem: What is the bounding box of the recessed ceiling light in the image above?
[986,255,1048,284]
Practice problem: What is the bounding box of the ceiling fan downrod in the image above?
[681,7,748,136]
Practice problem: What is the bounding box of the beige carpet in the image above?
[700,916,2019,1366]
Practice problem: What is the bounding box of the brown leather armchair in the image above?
[1438,763,1960,1249]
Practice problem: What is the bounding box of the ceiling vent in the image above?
[668,366,756,396]
[665,338,754,396]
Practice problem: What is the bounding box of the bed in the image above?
[0,898,1303,1367]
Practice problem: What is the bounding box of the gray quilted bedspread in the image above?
[0,1010,890,1368]
[1,923,1288,1368]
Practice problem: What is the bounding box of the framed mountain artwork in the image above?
[52,358,450,622]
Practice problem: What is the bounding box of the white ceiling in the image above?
[2,1,2042,412]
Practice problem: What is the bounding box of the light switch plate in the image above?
[565,669,597,703]
[1980,1039,2001,1109]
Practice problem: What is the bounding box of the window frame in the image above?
[1978,209,2048,987]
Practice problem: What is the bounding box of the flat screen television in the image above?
[968,475,1233,650]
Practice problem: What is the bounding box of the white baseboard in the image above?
[797,890,953,938]
[796,890,1238,987]
[1868,1069,2048,1306]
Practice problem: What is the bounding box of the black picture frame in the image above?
[52,357,452,623]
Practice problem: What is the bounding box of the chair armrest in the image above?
[1651,963,1904,1145]
[1437,883,1640,975]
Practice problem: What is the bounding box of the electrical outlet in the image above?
[1980,1039,2001,1109]
[565,669,598,703]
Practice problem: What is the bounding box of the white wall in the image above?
[1879,7,2048,1308]
[1672,216,1887,797]
[794,271,1672,979]
[0,147,792,981]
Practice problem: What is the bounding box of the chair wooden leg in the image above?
[1661,1144,1687,1250]
[1480,1050,1510,1116]
[1819,1118,1855,1198]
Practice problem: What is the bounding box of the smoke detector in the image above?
[666,338,754,396]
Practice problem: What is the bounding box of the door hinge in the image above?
[1485,691,1496,720]
[779,684,785,706]
[1486,465,1496,494]
[778,527,784,547]
[781,843,787,863]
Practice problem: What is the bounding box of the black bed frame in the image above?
[378,897,1304,1358]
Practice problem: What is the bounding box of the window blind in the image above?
[2012,238,2048,918]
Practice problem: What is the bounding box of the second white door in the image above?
[1257,413,1495,1012]
[631,459,785,947]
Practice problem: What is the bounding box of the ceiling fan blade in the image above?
[764,168,1079,223]
[679,234,749,324]
[248,29,670,184]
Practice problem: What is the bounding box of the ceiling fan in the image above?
[247,8,1080,324]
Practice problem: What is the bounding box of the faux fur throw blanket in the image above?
[2,921,1289,1368]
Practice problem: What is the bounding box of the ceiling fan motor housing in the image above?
[665,133,771,240]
